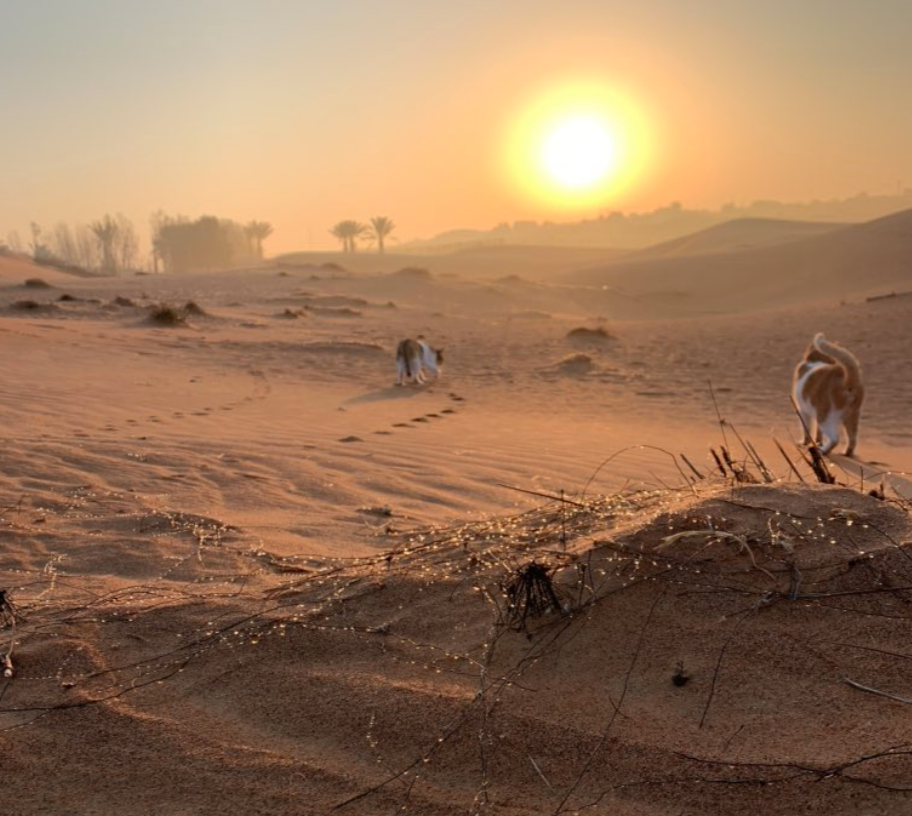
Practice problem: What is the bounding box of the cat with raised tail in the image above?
[792,332,864,456]
[395,336,444,386]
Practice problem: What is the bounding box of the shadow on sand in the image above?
[830,453,912,500]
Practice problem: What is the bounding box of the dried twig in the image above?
[844,677,912,706]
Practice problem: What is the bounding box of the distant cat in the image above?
[395,336,444,385]
[792,332,864,455]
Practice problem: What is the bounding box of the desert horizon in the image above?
[3,2,912,814]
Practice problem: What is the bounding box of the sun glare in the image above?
[540,115,617,189]
[502,80,653,211]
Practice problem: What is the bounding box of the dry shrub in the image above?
[566,325,616,343]
[183,300,207,316]
[148,304,186,326]
[390,266,432,280]
[11,299,57,311]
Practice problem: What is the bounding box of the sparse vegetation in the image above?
[390,266,432,280]
[148,304,187,326]
[566,325,616,342]
[11,299,57,312]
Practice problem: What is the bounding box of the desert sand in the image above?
[2,214,912,815]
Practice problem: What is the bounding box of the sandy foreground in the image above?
[1,251,912,815]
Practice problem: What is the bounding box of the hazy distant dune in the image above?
[569,207,912,311]
[628,217,846,261]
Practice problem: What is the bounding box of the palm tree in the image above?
[330,220,369,252]
[245,220,273,258]
[369,216,395,253]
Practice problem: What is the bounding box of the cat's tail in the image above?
[813,333,863,391]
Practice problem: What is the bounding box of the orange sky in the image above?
[1,1,911,255]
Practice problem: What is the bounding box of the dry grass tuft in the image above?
[11,299,57,311]
[148,304,187,326]
[390,266,432,280]
[566,325,616,343]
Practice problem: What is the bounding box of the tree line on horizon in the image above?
[151,214,273,273]
[0,216,142,275]
[2,214,274,274]
[330,216,395,253]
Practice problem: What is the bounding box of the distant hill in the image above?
[627,217,846,261]
[400,190,912,252]
[568,207,912,312]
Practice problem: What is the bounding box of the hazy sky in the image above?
[2,0,911,254]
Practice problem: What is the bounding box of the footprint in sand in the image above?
[392,422,414,428]
[374,430,393,435]
[448,393,465,402]
[411,417,430,423]
[441,408,456,414]
[148,416,163,423]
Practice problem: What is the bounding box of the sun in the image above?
[501,79,653,211]
[540,114,618,190]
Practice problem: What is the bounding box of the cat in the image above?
[395,336,444,385]
[792,332,864,456]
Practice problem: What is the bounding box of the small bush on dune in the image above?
[58,293,79,302]
[11,299,58,312]
[390,266,432,280]
[24,278,52,289]
[148,304,187,326]
[183,300,207,316]
[566,325,617,343]
[559,352,594,366]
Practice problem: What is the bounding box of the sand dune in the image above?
[571,207,912,312]
[627,216,846,260]
[1,252,911,814]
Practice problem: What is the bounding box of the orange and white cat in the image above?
[395,336,444,385]
[792,332,864,456]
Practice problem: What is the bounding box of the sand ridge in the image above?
[0,249,911,814]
